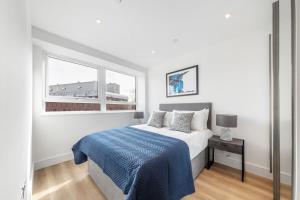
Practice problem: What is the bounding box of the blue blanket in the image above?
[72,127,195,200]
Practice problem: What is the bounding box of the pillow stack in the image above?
[173,109,210,131]
[169,112,194,133]
[147,109,209,133]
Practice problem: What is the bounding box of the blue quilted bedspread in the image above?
[72,127,195,200]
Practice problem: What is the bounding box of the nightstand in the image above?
[207,135,245,182]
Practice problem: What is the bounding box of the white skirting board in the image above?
[34,151,291,185]
[214,151,292,185]
[34,152,73,170]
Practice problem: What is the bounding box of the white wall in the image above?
[32,40,146,170]
[0,0,32,199]
[148,26,290,184]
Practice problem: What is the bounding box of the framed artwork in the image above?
[166,65,198,97]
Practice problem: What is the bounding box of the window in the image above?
[105,70,136,111]
[47,57,98,99]
[45,56,100,111]
[44,55,137,112]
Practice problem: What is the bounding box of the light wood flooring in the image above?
[32,161,291,200]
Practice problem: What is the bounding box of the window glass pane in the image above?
[47,57,98,99]
[105,70,136,103]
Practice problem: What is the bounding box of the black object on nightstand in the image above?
[206,135,245,182]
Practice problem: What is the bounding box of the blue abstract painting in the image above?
[166,66,198,97]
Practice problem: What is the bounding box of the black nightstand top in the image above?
[209,135,244,146]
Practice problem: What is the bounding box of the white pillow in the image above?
[173,109,209,131]
[147,114,152,124]
[162,112,173,127]
[195,109,209,130]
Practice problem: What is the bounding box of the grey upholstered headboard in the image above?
[159,103,212,130]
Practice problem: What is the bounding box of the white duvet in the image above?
[131,124,213,160]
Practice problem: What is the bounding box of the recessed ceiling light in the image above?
[96,19,102,24]
[225,13,231,19]
[172,38,179,43]
[151,50,156,54]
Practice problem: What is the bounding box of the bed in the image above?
[74,103,212,200]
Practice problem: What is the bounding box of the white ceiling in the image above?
[30,0,272,68]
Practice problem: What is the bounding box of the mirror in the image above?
[279,0,293,199]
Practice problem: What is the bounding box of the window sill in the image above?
[41,110,136,116]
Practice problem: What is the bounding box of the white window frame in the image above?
[104,68,137,106]
[44,53,138,112]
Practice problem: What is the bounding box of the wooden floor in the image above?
[33,161,291,200]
